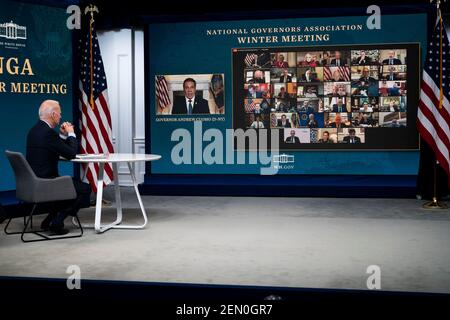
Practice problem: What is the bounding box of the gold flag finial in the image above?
[84,4,99,17]
[84,4,99,110]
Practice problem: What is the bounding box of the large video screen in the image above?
[147,13,427,175]
[232,44,420,150]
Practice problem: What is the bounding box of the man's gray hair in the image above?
[38,100,60,119]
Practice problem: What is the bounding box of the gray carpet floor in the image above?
[1,187,449,294]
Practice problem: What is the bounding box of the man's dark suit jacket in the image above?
[332,104,347,112]
[277,119,291,128]
[26,120,77,178]
[330,58,346,66]
[308,120,318,128]
[285,136,300,144]
[279,75,292,83]
[343,136,361,144]
[382,58,402,65]
[353,56,372,65]
[171,96,210,115]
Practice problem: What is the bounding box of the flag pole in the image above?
[84,4,99,110]
[423,160,448,209]
[423,0,448,209]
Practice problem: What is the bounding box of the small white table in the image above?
[72,153,161,233]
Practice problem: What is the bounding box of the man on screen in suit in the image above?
[342,128,361,144]
[332,98,347,113]
[285,130,300,144]
[298,100,315,114]
[277,114,291,128]
[353,50,372,65]
[359,68,377,83]
[279,69,292,83]
[171,78,210,115]
[383,66,399,81]
[307,114,318,128]
[26,100,91,235]
[301,69,317,82]
[382,50,402,65]
[330,51,345,66]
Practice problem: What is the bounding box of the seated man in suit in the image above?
[342,128,361,144]
[359,68,377,83]
[298,100,315,114]
[330,51,345,66]
[277,86,290,100]
[279,69,292,83]
[277,114,291,128]
[382,50,402,65]
[307,114,318,128]
[26,100,91,235]
[171,78,210,114]
[383,66,399,81]
[301,69,318,82]
[285,130,300,144]
[353,50,372,65]
[332,98,347,112]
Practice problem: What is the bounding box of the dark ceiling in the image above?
[13,0,450,29]
[80,0,449,29]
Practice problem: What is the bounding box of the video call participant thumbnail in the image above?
[277,114,291,128]
[172,78,210,115]
[279,69,292,83]
[332,98,347,113]
[285,129,301,144]
[382,50,402,65]
[273,54,289,68]
[352,50,374,65]
[342,128,361,144]
[318,130,335,143]
[329,51,347,66]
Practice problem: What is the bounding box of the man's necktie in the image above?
[188,100,193,115]
[389,59,393,65]
[336,59,340,66]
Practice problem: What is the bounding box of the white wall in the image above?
[98,29,146,186]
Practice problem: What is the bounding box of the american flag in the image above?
[324,66,350,81]
[245,53,258,67]
[156,76,171,109]
[310,128,318,142]
[270,114,278,128]
[78,14,114,192]
[417,13,450,185]
[245,99,257,112]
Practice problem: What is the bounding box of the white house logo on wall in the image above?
[274,154,295,164]
[0,21,26,40]
[0,20,27,50]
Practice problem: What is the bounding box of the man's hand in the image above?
[60,122,74,135]
[60,123,68,136]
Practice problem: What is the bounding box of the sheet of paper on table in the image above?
[75,153,107,159]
